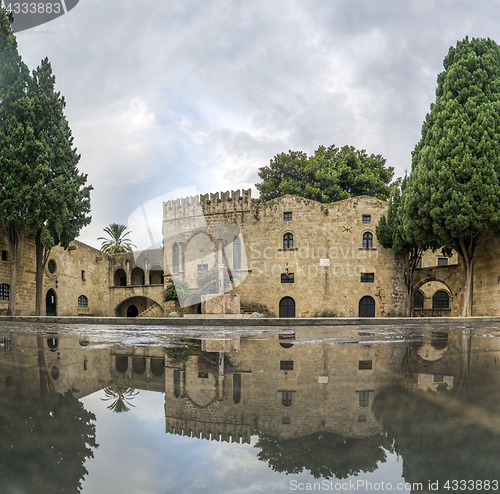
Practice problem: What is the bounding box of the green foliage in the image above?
[164,347,191,366]
[101,386,139,413]
[0,390,97,492]
[406,37,500,315]
[255,431,390,479]
[255,144,397,204]
[163,276,190,302]
[373,386,500,486]
[98,223,136,254]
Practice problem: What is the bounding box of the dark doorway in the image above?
[359,296,375,317]
[127,304,138,317]
[46,289,56,316]
[279,297,296,317]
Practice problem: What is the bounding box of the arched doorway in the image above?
[46,289,57,316]
[127,305,138,317]
[279,297,295,317]
[359,296,375,317]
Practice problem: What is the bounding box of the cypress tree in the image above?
[406,37,500,316]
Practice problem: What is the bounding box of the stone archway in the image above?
[413,279,452,317]
[115,296,164,317]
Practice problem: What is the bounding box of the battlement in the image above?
[165,417,251,444]
[163,189,252,220]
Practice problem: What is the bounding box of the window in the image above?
[358,414,367,422]
[416,257,422,269]
[362,232,373,249]
[174,369,181,398]
[360,273,374,283]
[172,243,179,273]
[362,215,371,224]
[78,295,88,308]
[282,416,291,424]
[281,273,294,283]
[284,212,292,221]
[1,338,11,351]
[432,291,449,310]
[414,291,424,309]
[81,270,85,281]
[359,391,370,408]
[48,259,56,273]
[0,284,9,301]
[437,257,448,267]
[6,376,13,387]
[198,371,208,378]
[434,375,444,383]
[233,236,241,270]
[233,374,241,404]
[283,233,293,250]
[359,360,372,370]
[282,391,293,407]
[1,250,7,262]
[198,264,208,272]
[280,360,294,371]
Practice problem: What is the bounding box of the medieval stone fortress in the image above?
[2,186,500,318]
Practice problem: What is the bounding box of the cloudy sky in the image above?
[12,0,500,249]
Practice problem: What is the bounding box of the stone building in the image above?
[163,189,407,317]
[0,188,496,318]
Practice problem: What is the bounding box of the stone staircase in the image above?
[138,304,164,318]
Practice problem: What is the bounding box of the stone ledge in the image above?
[0,315,499,327]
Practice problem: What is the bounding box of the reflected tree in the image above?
[373,386,500,485]
[0,390,98,493]
[101,386,139,413]
[255,431,390,479]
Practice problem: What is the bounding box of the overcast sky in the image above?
[13,0,500,249]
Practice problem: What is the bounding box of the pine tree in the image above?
[407,37,500,316]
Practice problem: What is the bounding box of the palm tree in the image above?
[101,386,139,413]
[98,223,136,254]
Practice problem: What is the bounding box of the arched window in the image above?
[233,236,241,270]
[48,260,56,273]
[114,268,127,287]
[172,243,179,273]
[0,284,10,300]
[413,291,424,309]
[282,391,293,407]
[432,291,449,309]
[359,391,370,408]
[363,232,373,249]
[283,233,293,250]
[78,295,88,307]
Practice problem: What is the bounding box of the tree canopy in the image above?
[255,144,396,204]
[405,37,500,315]
[98,223,135,254]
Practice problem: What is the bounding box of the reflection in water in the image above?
[0,323,500,491]
[101,386,139,413]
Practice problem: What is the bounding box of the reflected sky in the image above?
[1,322,500,493]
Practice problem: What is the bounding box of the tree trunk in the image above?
[7,224,21,316]
[453,235,480,317]
[401,248,421,317]
[34,236,50,316]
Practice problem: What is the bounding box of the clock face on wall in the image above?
[4,0,79,32]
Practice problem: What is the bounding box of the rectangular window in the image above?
[281,273,294,283]
[197,264,208,271]
[198,371,208,379]
[358,414,367,422]
[437,258,448,267]
[81,270,85,281]
[433,375,444,383]
[0,284,10,301]
[284,212,292,221]
[280,360,294,371]
[362,215,371,224]
[1,338,11,351]
[359,360,372,370]
[282,416,291,424]
[1,250,7,262]
[360,273,374,283]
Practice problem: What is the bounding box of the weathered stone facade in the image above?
[163,190,406,317]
